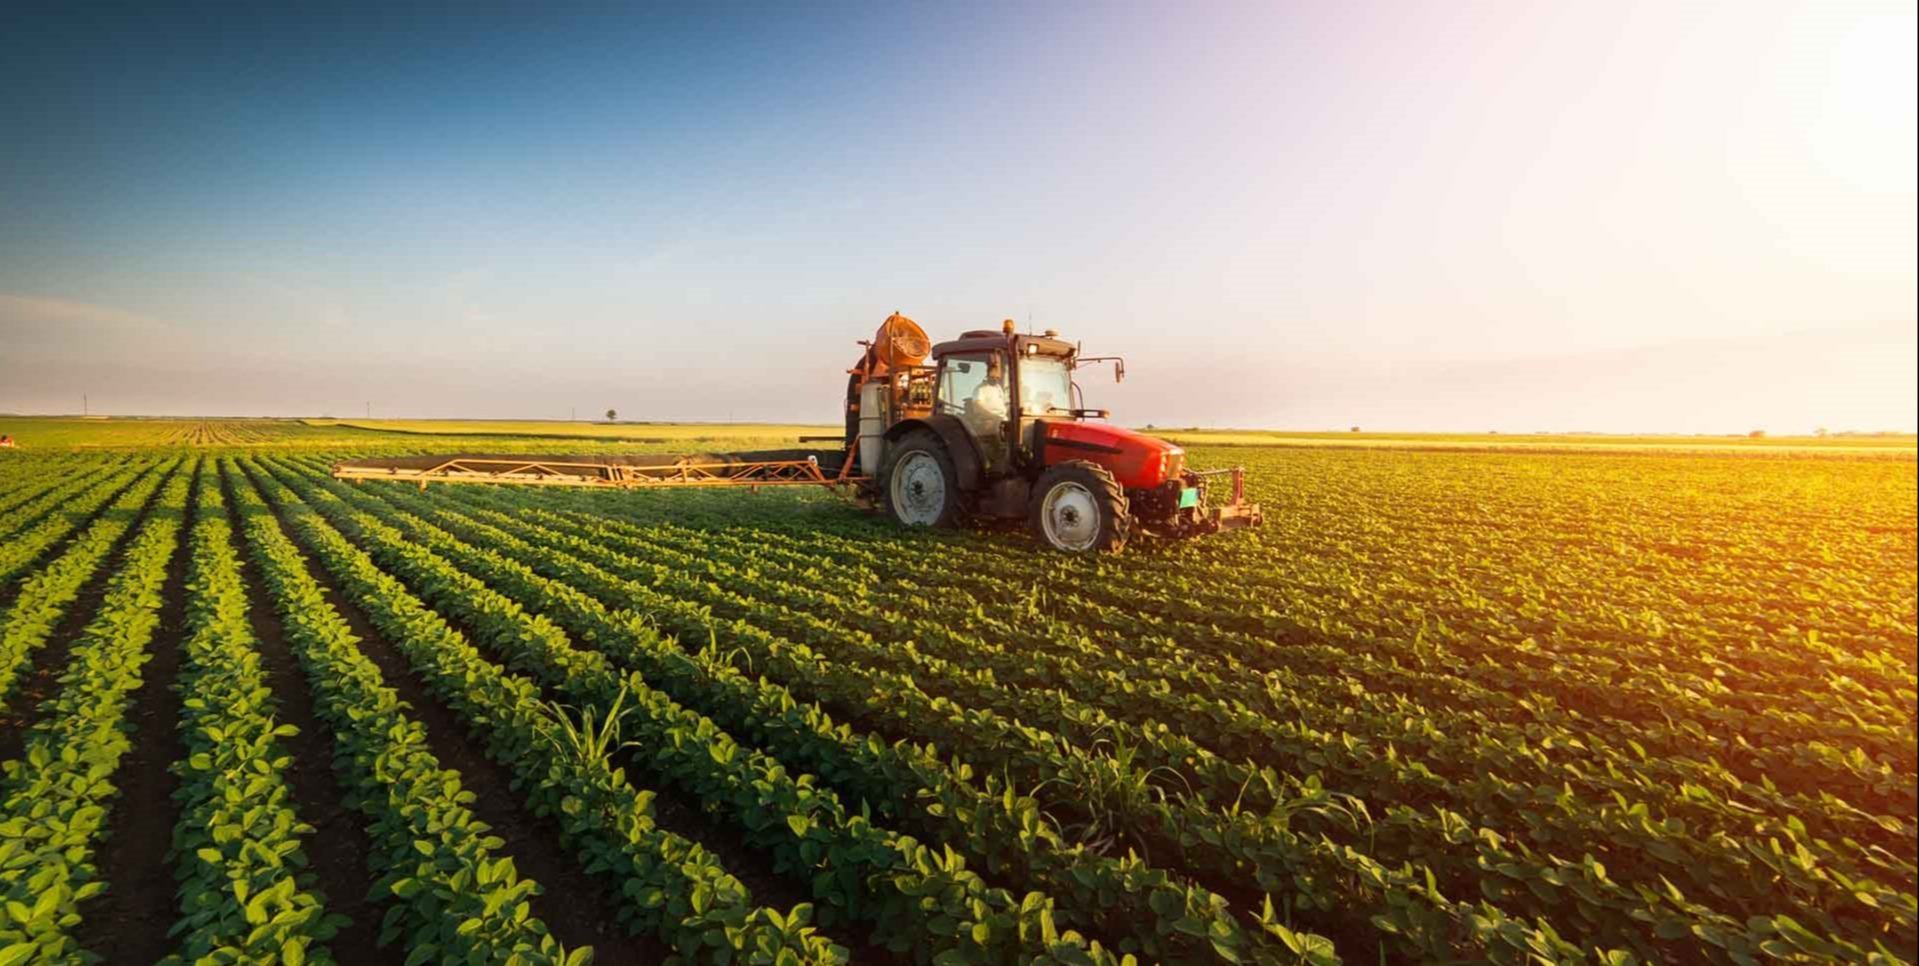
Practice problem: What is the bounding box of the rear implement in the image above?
[333,450,857,491]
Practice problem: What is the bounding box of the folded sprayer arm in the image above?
[331,451,865,491]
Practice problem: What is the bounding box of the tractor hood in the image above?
[1038,421,1184,489]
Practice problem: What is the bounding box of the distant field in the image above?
[0,417,394,449]
[1155,427,1919,453]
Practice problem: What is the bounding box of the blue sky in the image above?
[2,1,1913,432]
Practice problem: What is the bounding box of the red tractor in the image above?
[844,314,1261,553]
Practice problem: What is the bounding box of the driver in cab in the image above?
[966,355,1009,434]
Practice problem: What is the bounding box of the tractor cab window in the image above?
[937,352,1009,439]
[1018,355,1074,417]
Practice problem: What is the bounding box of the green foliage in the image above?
[285,454,1319,964]
[0,463,191,960]
[276,442,1915,963]
[0,430,1909,964]
[249,456,1131,964]
[539,682,642,771]
[238,459,848,964]
[0,460,177,709]
[162,462,344,963]
[227,461,573,965]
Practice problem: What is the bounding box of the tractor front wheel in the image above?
[883,430,963,529]
[1030,460,1130,553]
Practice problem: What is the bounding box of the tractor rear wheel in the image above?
[1030,460,1129,553]
[882,430,963,529]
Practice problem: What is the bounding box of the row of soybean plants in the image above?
[0,452,87,494]
[784,492,1919,937]
[549,492,1914,959]
[0,457,162,591]
[7,458,341,964]
[315,457,1911,964]
[249,457,1157,965]
[227,458,595,965]
[301,459,1601,962]
[0,458,181,710]
[0,454,125,522]
[0,454,149,540]
[1247,448,1919,712]
[634,463,1912,792]
[991,458,1918,797]
[284,461,1502,963]
[5,454,631,965]
[1014,537,1915,812]
[560,484,1912,948]
[630,488,1909,823]
[341,470,1662,962]
[397,457,1911,821]
[168,460,343,962]
[269,457,1319,965]
[319,473,1404,962]
[230,460,850,964]
[0,460,191,960]
[902,543,1916,869]
[674,491,1913,962]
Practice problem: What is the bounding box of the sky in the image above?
[1,0,1914,433]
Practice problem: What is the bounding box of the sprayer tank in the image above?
[857,381,887,474]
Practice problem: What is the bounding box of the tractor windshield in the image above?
[1018,355,1074,416]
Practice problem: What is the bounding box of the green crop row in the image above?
[0,460,158,595]
[252,459,1138,965]
[310,454,1914,963]
[0,459,132,535]
[286,458,1325,965]
[0,462,191,962]
[235,461,849,964]
[299,463,1523,963]
[377,480,1555,962]
[536,489,1911,954]
[0,458,156,591]
[482,473,1912,949]
[0,459,179,712]
[604,497,1914,826]
[223,461,580,965]
[163,461,343,964]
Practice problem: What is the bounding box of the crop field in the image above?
[0,418,1911,964]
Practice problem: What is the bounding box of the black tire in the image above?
[1029,460,1130,553]
[881,430,964,529]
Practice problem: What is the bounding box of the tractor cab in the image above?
[928,323,1091,474]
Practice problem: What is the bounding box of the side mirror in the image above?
[1115,361,1125,383]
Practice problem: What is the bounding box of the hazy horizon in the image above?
[3,1,1914,434]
